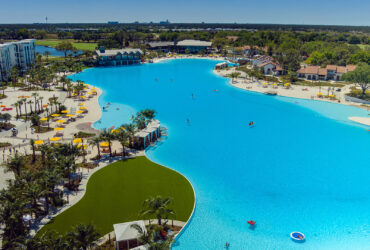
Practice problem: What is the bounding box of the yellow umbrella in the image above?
[111,129,120,133]
[100,142,110,147]
[73,138,82,144]
[66,114,75,117]
[49,137,61,141]
[88,92,94,95]
[263,82,268,85]
[77,144,87,149]
[34,140,44,145]
[317,92,323,96]
[83,87,88,90]
[91,87,97,90]
[61,110,69,114]
[284,83,291,86]
[272,83,278,86]
[79,107,87,110]
[54,127,64,131]
[76,110,84,114]
[80,96,86,99]
[56,120,66,123]
[79,103,86,106]
[51,114,60,117]
[40,117,48,121]
[329,94,335,98]
[72,93,77,96]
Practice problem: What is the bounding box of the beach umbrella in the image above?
[40,117,48,122]
[263,82,268,85]
[54,127,64,131]
[73,138,82,144]
[79,107,87,110]
[284,83,291,86]
[76,110,84,114]
[329,94,335,98]
[61,110,69,114]
[91,87,97,90]
[49,137,61,141]
[51,114,60,117]
[100,142,110,147]
[66,114,75,117]
[24,96,31,98]
[34,140,44,145]
[272,83,278,86]
[79,103,86,106]
[77,144,87,149]
[0,105,5,107]
[88,92,94,95]
[317,92,323,96]
[56,120,66,123]
[80,96,86,99]
[72,93,77,96]
[42,104,48,108]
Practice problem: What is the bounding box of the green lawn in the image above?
[357,44,370,50]
[37,156,195,236]
[35,39,98,51]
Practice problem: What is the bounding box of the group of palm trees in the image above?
[11,92,45,120]
[88,109,157,158]
[0,143,88,249]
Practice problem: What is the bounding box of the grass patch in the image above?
[32,126,54,133]
[0,142,11,148]
[37,156,195,236]
[35,39,97,51]
[293,81,345,87]
[75,131,95,138]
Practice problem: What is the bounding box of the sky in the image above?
[0,0,369,26]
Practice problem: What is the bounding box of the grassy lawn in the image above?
[357,44,370,50]
[35,39,97,51]
[37,156,195,236]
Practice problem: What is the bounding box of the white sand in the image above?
[348,117,370,126]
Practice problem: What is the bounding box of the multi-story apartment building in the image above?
[0,39,36,82]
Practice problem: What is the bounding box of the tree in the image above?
[0,113,11,124]
[141,196,175,226]
[30,139,36,163]
[100,130,115,157]
[4,152,26,178]
[55,41,76,58]
[10,67,19,84]
[88,136,102,159]
[121,123,136,147]
[66,223,100,250]
[342,64,370,97]
[115,129,128,156]
[44,51,51,62]
[229,72,241,83]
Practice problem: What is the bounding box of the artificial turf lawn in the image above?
[37,156,194,236]
[35,39,97,51]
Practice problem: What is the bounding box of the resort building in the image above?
[0,39,36,82]
[176,39,212,53]
[297,65,356,81]
[113,220,147,250]
[134,119,161,149]
[95,47,143,66]
[146,40,212,54]
[146,41,175,52]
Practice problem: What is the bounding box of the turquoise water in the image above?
[70,59,370,250]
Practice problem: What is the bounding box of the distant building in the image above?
[146,40,212,54]
[297,65,356,81]
[146,41,175,52]
[176,40,212,53]
[108,21,119,24]
[159,19,170,24]
[0,39,36,82]
[95,47,142,66]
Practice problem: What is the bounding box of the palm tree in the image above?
[32,92,39,113]
[115,129,128,156]
[27,100,33,114]
[44,51,51,62]
[23,183,43,218]
[130,223,153,245]
[12,102,19,119]
[22,98,28,119]
[122,123,136,148]
[140,196,175,226]
[88,137,102,159]
[100,130,115,157]
[30,139,36,163]
[229,72,241,83]
[66,223,100,250]
[4,152,26,178]
[38,144,49,167]
[57,155,77,186]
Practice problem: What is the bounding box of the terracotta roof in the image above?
[318,68,327,76]
[326,65,337,71]
[226,36,239,41]
[242,45,251,50]
[275,65,284,71]
[257,62,275,68]
[297,65,320,74]
[346,65,357,71]
[336,66,347,74]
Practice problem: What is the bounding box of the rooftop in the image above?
[96,48,142,57]
[113,220,146,242]
[177,39,212,47]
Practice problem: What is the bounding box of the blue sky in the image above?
[1,0,369,25]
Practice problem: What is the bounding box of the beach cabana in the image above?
[113,220,147,250]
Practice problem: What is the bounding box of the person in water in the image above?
[225,242,230,248]
[191,93,194,99]
[186,118,190,124]
[249,121,254,126]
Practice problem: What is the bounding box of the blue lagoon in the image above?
[70,59,370,249]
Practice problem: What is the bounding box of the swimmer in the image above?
[191,93,194,99]
[225,242,230,248]
[186,118,190,124]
